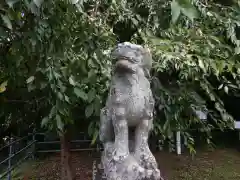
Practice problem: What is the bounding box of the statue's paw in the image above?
[138,167,145,179]
[139,153,158,170]
[129,163,146,179]
[147,157,158,169]
[153,169,161,180]
[145,169,161,180]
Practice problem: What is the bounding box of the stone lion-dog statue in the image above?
[100,42,162,180]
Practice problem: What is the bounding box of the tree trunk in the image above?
[60,131,74,180]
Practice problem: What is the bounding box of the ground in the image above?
[17,148,240,180]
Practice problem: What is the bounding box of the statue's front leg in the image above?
[112,107,129,161]
[134,119,158,170]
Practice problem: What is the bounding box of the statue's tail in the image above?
[99,108,114,144]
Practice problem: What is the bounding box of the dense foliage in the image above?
[0,0,240,151]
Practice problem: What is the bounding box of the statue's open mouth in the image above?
[114,59,136,73]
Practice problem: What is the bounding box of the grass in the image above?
[157,148,240,180]
[0,159,36,180]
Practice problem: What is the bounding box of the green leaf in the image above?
[56,114,64,131]
[0,81,8,93]
[198,59,205,71]
[91,130,98,145]
[87,89,96,103]
[218,84,223,90]
[27,84,36,92]
[224,86,228,94]
[94,97,101,116]
[57,92,64,100]
[28,1,40,15]
[74,88,87,100]
[163,115,171,132]
[5,0,20,8]
[69,76,76,86]
[64,95,70,103]
[26,76,35,84]
[40,82,47,89]
[88,121,94,136]
[1,81,8,87]
[131,18,138,26]
[71,0,79,4]
[177,0,191,6]
[1,15,12,30]
[0,27,8,38]
[171,0,181,23]
[85,104,94,118]
[181,5,199,22]
[49,106,56,118]
[41,117,49,127]
[234,47,240,55]
[33,0,44,7]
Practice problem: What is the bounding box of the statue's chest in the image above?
[125,85,150,120]
[111,76,152,123]
[128,85,147,105]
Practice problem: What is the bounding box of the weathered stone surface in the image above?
[99,42,163,180]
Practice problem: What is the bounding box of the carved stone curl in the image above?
[100,42,162,180]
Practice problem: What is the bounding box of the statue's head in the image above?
[111,42,152,78]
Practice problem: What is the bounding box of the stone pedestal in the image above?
[100,142,161,180]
